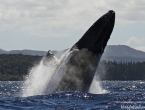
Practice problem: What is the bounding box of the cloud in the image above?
[136,46,145,52]
[0,0,145,38]
[125,37,145,52]
[125,37,142,46]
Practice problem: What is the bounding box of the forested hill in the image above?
[0,54,145,81]
[97,61,145,80]
[0,54,42,81]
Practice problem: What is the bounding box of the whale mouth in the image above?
[71,10,115,54]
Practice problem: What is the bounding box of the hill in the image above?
[102,45,145,62]
[1,45,145,62]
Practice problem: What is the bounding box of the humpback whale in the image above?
[44,10,115,93]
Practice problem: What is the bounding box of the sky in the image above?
[0,0,145,52]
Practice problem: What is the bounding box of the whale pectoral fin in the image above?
[43,50,59,66]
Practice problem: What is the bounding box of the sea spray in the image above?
[89,75,108,94]
[22,49,72,96]
[22,60,56,97]
[89,62,108,94]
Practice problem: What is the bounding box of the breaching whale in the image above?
[44,10,115,93]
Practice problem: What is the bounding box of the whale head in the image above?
[71,10,115,55]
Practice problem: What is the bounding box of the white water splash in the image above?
[22,60,56,97]
[89,75,108,94]
[22,50,72,97]
[89,62,108,94]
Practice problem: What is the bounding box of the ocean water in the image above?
[0,81,145,110]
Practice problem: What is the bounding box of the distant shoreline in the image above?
[0,54,145,81]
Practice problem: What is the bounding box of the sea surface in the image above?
[0,81,145,110]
